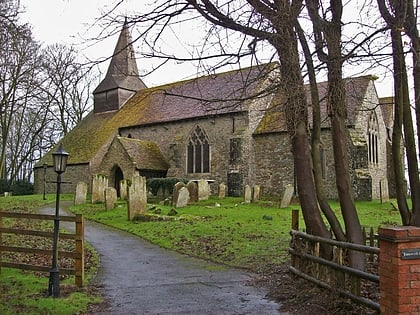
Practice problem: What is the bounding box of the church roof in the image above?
[93,22,147,94]
[117,137,169,170]
[255,75,378,134]
[36,63,275,167]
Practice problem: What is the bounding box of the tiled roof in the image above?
[36,63,275,166]
[255,75,376,134]
[117,137,169,170]
[115,63,276,128]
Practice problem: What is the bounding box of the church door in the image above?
[114,167,123,197]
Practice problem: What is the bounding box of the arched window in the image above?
[368,112,379,164]
[187,125,210,173]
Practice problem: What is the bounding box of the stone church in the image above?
[34,23,395,201]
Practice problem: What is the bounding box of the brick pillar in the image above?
[379,226,420,314]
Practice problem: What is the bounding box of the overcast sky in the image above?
[20,0,394,96]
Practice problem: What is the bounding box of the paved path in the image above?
[41,202,284,315]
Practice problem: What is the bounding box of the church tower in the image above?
[93,21,147,113]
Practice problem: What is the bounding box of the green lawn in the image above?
[0,194,403,314]
[0,194,102,315]
[71,196,402,270]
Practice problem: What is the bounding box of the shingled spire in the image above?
[93,20,147,113]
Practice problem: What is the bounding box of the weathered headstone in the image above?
[253,185,261,203]
[91,174,108,204]
[172,182,186,206]
[120,179,128,200]
[127,175,147,220]
[105,187,118,210]
[280,184,294,208]
[198,179,210,201]
[187,181,198,203]
[380,179,389,203]
[218,183,226,199]
[74,182,88,205]
[244,185,252,203]
[175,187,190,208]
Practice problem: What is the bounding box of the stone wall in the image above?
[34,163,91,194]
[120,112,249,195]
[253,133,295,197]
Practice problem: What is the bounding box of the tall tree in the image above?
[41,44,95,136]
[377,0,420,226]
[306,0,365,268]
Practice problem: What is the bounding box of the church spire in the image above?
[93,21,147,113]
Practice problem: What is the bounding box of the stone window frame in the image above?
[368,111,379,165]
[186,125,211,174]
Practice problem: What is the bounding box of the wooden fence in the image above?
[289,210,379,311]
[0,212,84,287]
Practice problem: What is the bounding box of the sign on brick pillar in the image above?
[378,226,420,314]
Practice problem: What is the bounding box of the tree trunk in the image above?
[295,21,346,241]
[391,30,420,226]
[273,26,331,255]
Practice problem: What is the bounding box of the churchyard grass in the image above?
[71,196,402,270]
[0,194,102,315]
[0,194,403,314]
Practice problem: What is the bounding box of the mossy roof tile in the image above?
[117,137,169,170]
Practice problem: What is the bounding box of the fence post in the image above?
[291,209,299,230]
[75,214,84,287]
[378,226,420,314]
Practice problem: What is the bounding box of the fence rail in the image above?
[0,211,84,287]
[289,210,379,311]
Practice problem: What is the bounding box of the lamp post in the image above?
[48,144,69,298]
[43,163,48,200]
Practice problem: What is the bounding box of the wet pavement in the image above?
[41,202,285,314]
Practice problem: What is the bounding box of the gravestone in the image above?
[244,185,252,203]
[127,175,147,220]
[280,184,294,208]
[172,182,186,206]
[253,185,261,203]
[74,182,88,205]
[187,181,198,203]
[120,180,128,200]
[105,187,118,210]
[198,179,210,201]
[91,174,108,204]
[218,183,226,199]
[380,179,389,203]
[175,187,190,208]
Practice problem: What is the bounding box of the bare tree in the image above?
[377,0,420,226]
[0,8,41,181]
[41,44,95,136]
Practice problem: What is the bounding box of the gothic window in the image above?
[187,125,210,173]
[368,112,379,164]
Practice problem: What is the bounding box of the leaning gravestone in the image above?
[172,182,186,207]
[127,175,147,220]
[120,179,128,200]
[105,187,118,210]
[187,181,198,203]
[91,174,108,204]
[280,184,294,208]
[175,187,190,208]
[244,185,252,203]
[198,179,210,201]
[74,182,88,205]
[218,183,226,199]
[253,185,261,203]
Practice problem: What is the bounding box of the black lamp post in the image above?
[48,144,69,298]
[43,163,48,200]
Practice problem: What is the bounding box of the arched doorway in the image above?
[114,167,124,197]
